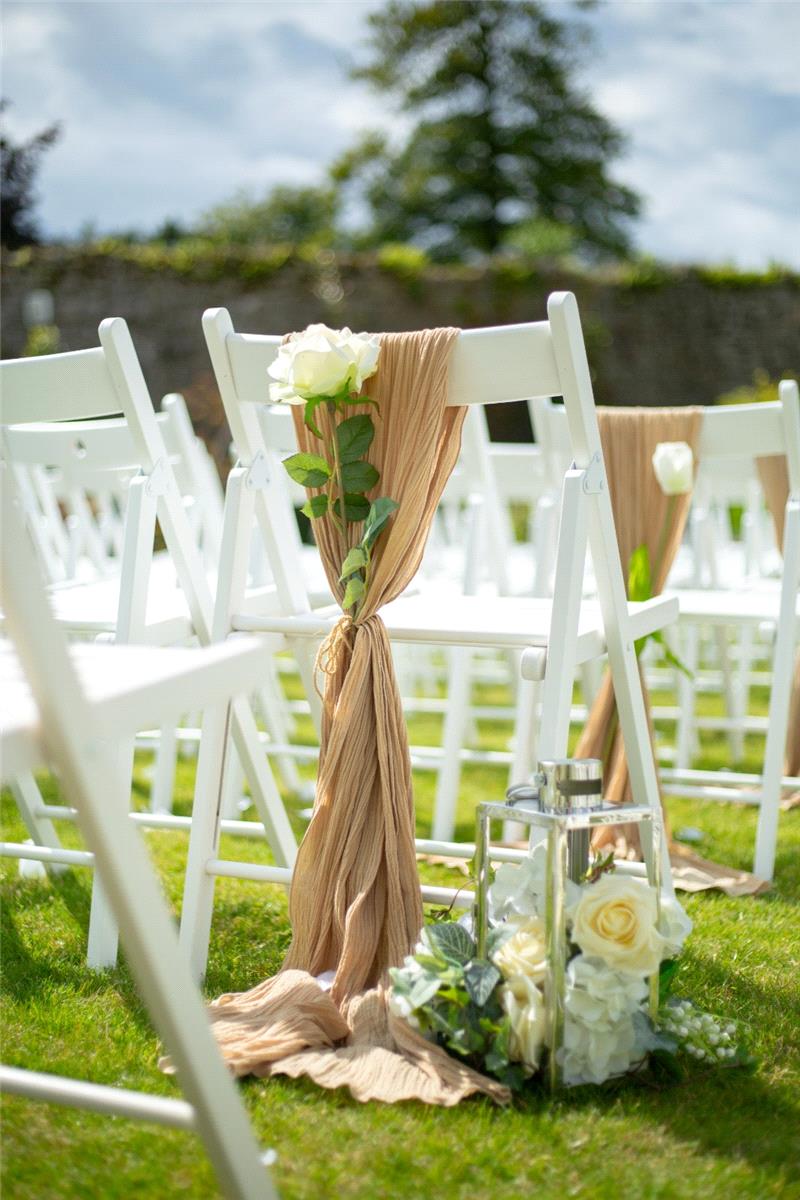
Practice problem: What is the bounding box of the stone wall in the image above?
[2,249,798,450]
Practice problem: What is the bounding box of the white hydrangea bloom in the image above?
[489,844,580,923]
[659,895,693,957]
[561,954,649,1085]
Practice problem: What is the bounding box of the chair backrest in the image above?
[530,382,800,583]
[202,292,612,612]
[0,321,215,641]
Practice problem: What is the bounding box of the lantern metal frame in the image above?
[474,798,663,1091]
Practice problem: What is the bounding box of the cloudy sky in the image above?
[3,0,799,266]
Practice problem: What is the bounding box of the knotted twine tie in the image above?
[196,328,509,1105]
[575,407,768,895]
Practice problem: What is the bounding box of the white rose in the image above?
[267,323,380,405]
[659,895,692,957]
[500,974,547,1072]
[651,441,694,496]
[569,875,665,976]
[492,915,548,985]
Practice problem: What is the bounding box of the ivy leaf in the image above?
[333,493,370,522]
[341,460,380,492]
[300,494,328,520]
[342,574,366,612]
[407,973,442,1009]
[627,543,652,603]
[463,959,501,1008]
[282,452,332,488]
[336,414,375,464]
[362,497,399,549]
[339,546,369,580]
[425,922,475,966]
[303,396,326,440]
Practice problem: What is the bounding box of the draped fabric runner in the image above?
[201,329,509,1106]
[572,407,768,896]
[756,456,800,782]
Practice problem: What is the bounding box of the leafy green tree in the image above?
[1,101,61,249]
[336,1,639,258]
[199,183,339,246]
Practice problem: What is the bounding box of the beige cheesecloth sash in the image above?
[198,329,509,1106]
[573,407,768,896]
[756,455,800,783]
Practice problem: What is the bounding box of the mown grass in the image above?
[2,667,799,1199]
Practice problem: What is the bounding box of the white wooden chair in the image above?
[1,322,297,967]
[178,291,677,979]
[0,466,277,1200]
[530,386,800,880]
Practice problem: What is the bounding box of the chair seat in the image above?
[231,591,678,664]
[666,585,798,626]
[0,637,273,781]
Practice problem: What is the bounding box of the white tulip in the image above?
[651,441,694,495]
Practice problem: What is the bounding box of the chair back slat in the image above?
[0,349,121,424]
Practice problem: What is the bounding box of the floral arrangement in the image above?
[389,847,749,1090]
[268,323,396,614]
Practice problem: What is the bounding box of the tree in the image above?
[198,183,340,246]
[1,101,61,249]
[336,1,639,259]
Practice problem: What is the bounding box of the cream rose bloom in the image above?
[492,915,548,986]
[268,323,380,404]
[500,974,547,1072]
[569,875,664,976]
[652,441,694,496]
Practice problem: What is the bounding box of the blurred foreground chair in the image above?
[0,465,277,1200]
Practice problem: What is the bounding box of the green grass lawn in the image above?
[2,669,799,1199]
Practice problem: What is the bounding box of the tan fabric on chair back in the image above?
[756,455,800,777]
[204,328,510,1105]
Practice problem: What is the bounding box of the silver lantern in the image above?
[473,758,663,1091]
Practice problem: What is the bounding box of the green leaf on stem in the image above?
[339,546,369,580]
[303,397,326,440]
[342,574,366,611]
[333,493,371,522]
[651,629,694,680]
[300,494,329,520]
[282,452,332,488]
[341,460,380,492]
[336,414,375,464]
[627,543,652,603]
[362,496,399,549]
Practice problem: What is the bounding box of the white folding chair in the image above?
[0,466,277,1200]
[1,322,296,968]
[178,291,677,979]
[531,386,800,880]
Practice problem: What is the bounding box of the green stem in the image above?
[327,399,348,564]
[651,494,677,593]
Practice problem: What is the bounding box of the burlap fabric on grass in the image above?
[572,407,768,896]
[197,328,509,1106]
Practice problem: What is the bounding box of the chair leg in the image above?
[230,697,297,867]
[505,678,539,841]
[180,703,229,981]
[86,739,131,969]
[754,499,800,880]
[675,623,699,771]
[10,772,68,876]
[149,724,178,814]
[431,646,471,842]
